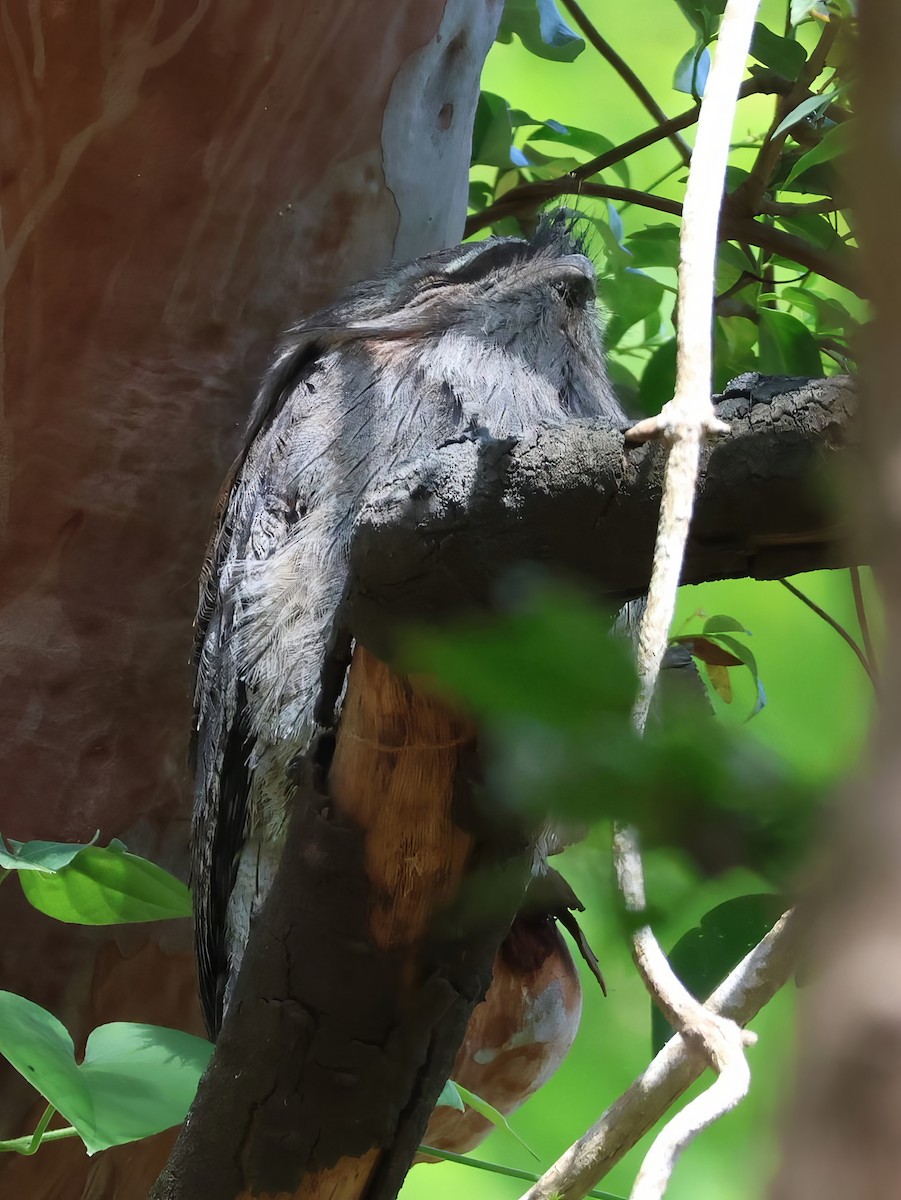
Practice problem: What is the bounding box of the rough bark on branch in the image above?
[151,647,533,1200]
[348,374,856,652]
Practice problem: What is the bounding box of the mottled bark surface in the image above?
[0,3,500,1196]
[347,375,857,653]
[152,647,532,1200]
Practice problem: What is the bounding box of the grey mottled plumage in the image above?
[192,219,625,1036]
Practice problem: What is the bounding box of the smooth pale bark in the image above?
[0,3,500,1197]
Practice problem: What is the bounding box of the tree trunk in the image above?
[0,3,499,1197]
[769,4,901,1195]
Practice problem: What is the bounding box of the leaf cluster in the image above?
[470,0,859,415]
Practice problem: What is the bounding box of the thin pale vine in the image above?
[0,1105,78,1155]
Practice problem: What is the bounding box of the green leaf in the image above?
[671,0,727,39]
[454,1083,538,1158]
[784,123,848,186]
[638,339,678,414]
[772,90,838,139]
[0,992,213,1154]
[472,92,520,169]
[0,835,99,873]
[601,271,665,349]
[524,126,630,186]
[673,44,710,96]
[714,316,759,393]
[711,633,767,717]
[404,580,636,732]
[626,223,681,270]
[496,0,585,62]
[703,615,751,635]
[18,844,192,924]
[778,287,858,337]
[758,309,823,376]
[651,895,789,1052]
[749,23,807,79]
[436,1079,466,1112]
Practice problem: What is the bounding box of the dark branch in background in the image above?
[346,376,857,655]
[731,18,839,218]
[559,0,693,165]
[472,176,856,289]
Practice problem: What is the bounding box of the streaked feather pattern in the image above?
[191,218,624,1035]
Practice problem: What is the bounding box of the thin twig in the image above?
[419,1146,623,1199]
[778,576,879,688]
[465,181,858,294]
[465,73,839,241]
[517,910,800,1200]
[850,565,877,670]
[731,18,839,219]
[559,0,692,166]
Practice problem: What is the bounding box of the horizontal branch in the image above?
[346,375,857,652]
[518,909,801,1200]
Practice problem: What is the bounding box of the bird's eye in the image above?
[550,272,594,307]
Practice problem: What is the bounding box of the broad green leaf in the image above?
[0,992,212,1154]
[651,895,789,1052]
[435,1079,465,1112]
[638,339,678,414]
[468,180,493,212]
[785,122,848,186]
[19,844,191,924]
[496,0,585,62]
[703,615,751,635]
[454,1083,537,1158]
[472,93,520,169]
[758,309,823,377]
[714,316,759,393]
[525,126,630,186]
[626,224,681,270]
[606,357,641,412]
[0,835,99,873]
[749,22,807,79]
[778,287,858,337]
[775,211,843,251]
[601,271,665,348]
[404,581,636,732]
[673,44,710,96]
[715,241,755,294]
